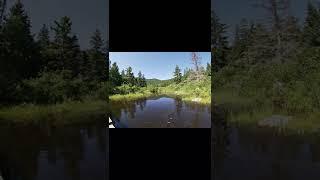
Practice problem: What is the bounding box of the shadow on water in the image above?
[213,106,320,180]
[0,118,107,180]
[110,96,211,128]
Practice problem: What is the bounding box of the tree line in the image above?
[0,1,107,104]
[173,53,211,84]
[212,0,320,112]
[109,62,147,88]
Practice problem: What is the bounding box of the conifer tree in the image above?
[88,29,107,81]
[109,62,122,86]
[173,65,182,83]
[212,11,229,72]
[50,16,81,76]
[126,66,135,86]
[302,1,320,47]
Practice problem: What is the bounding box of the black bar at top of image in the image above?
[109,0,211,52]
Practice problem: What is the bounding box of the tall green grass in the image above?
[0,100,108,125]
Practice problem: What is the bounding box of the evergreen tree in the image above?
[212,10,229,72]
[88,29,107,81]
[50,16,81,76]
[206,63,211,76]
[141,74,147,87]
[0,0,40,102]
[38,24,50,49]
[120,69,126,84]
[302,1,320,47]
[126,66,135,86]
[109,62,122,86]
[137,71,143,87]
[37,24,50,70]
[173,65,182,83]
[0,0,6,25]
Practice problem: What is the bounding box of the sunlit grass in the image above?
[109,92,153,101]
[0,100,108,125]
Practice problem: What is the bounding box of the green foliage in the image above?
[173,65,182,83]
[149,86,159,94]
[109,62,122,86]
[17,71,86,104]
[0,1,108,105]
[115,84,140,95]
[302,2,320,47]
[212,10,229,72]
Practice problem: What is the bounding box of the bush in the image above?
[17,70,88,104]
[115,84,140,94]
[149,86,159,94]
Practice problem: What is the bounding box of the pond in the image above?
[110,96,211,128]
[213,109,320,180]
[0,120,107,180]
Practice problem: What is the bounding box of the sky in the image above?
[6,0,108,49]
[212,0,311,40]
[109,52,211,80]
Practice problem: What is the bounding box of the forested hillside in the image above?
[0,1,108,105]
[213,1,320,125]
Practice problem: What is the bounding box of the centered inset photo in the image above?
[109,52,211,128]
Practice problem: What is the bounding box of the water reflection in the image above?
[213,107,320,180]
[110,96,211,128]
[0,120,107,180]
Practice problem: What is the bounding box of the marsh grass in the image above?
[110,78,211,105]
[216,90,320,132]
[0,100,108,125]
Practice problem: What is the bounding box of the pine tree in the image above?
[126,66,135,86]
[137,71,143,87]
[38,24,50,49]
[1,0,40,79]
[37,24,50,70]
[50,16,81,76]
[173,65,182,83]
[206,63,211,76]
[88,29,107,81]
[0,0,40,102]
[141,74,147,87]
[120,69,126,84]
[0,0,6,25]
[212,10,229,72]
[303,1,320,47]
[109,62,122,86]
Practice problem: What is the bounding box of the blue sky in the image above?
[109,52,211,80]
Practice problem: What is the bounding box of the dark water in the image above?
[0,120,107,180]
[213,110,320,180]
[110,96,211,128]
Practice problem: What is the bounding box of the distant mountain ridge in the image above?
[146,78,173,86]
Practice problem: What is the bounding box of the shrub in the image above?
[18,70,88,104]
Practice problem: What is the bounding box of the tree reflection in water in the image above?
[0,119,107,180]
[212,105,230,180]
[110,96,211,128]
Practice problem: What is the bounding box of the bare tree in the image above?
[190,52,203,81]
[253,0,292,62]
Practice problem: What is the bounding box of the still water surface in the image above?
[213,110,320,180]
[0,120,107,180]
[110,96,211,128]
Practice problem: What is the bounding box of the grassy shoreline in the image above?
[0,100,108,125]
[110,91,211,105]
[214,89,320,133]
